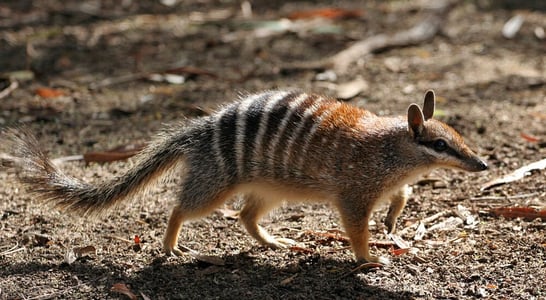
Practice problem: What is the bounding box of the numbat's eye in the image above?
[433,139,448,152]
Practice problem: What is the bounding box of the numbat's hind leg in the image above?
[239,194,296,249]
[163,176,233,256]
[163,205,186,256]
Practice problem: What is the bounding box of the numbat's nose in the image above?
[472,157,488,172]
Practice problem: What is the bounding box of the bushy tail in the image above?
[4,127,188,217]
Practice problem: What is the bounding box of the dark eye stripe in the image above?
[418,140,463,159]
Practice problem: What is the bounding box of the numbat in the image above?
[6,90,487,264]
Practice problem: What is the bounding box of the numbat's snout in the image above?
[6,89,487,264]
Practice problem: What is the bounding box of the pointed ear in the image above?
[422,90,435,120]
[407,104,425,137]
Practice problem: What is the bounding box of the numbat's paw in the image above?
[358,255,390,266]
[265,237,297,249]
[165,247,185,257]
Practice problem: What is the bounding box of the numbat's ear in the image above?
[422,90,435,120]
[407,104,425,137]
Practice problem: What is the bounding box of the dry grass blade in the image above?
[0,243,25,256]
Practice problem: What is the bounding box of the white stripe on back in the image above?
[212,108,227,173]
[266,93,308,167]
[295,101,342,169]
[282,96,325,174]
[253,91,291,164]
[235,93,263,176]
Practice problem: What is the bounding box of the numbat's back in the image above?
[6,90,487,264]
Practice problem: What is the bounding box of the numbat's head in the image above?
[404,90,487,172]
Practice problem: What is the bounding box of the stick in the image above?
[282,0,458,73]
[0,80,19,99]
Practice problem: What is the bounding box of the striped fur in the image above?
[206,91,362,182]
[5,89,488,264]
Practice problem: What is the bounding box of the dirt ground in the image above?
[0,1,545,299]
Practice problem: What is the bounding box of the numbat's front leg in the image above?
[337,194,390,265]
[384,185,411,234]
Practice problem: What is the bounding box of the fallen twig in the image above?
[89,72,148,90]
[0,243,25,256]
[490,207,546,221]
[0,80,19,99]
[283,0,459,73]
[470,192,539,202]
[481,158,546,191]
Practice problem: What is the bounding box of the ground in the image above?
[0,1,545,299]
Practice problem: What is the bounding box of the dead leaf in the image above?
[368,240,396,248]
[132,235,142,252]
[413,222,427,241]
[217,207,239,219]
[33,234,53,247]
[388,233,411,248]
[64,249,77,264]
[389,246,409,256]
[481,158,546,191]
[35,87,66,98]
[305,230,350,244]
[74,245,96,256]
[147,73,185,84]
[83,143,146,163]
[287,8,364,20]
[428,217,463,232]
[65,245,97,264]
[455,204,477,225]
[289,246,314,254]
[140,292,152,300]
[111,283,137,300]
[486,283,498,289]
[521,132,540,143]
[502,15,524,39]
[335,77,368,100]
[280,274,298,285]
[490,207,546,221]
[178,245,225,266]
